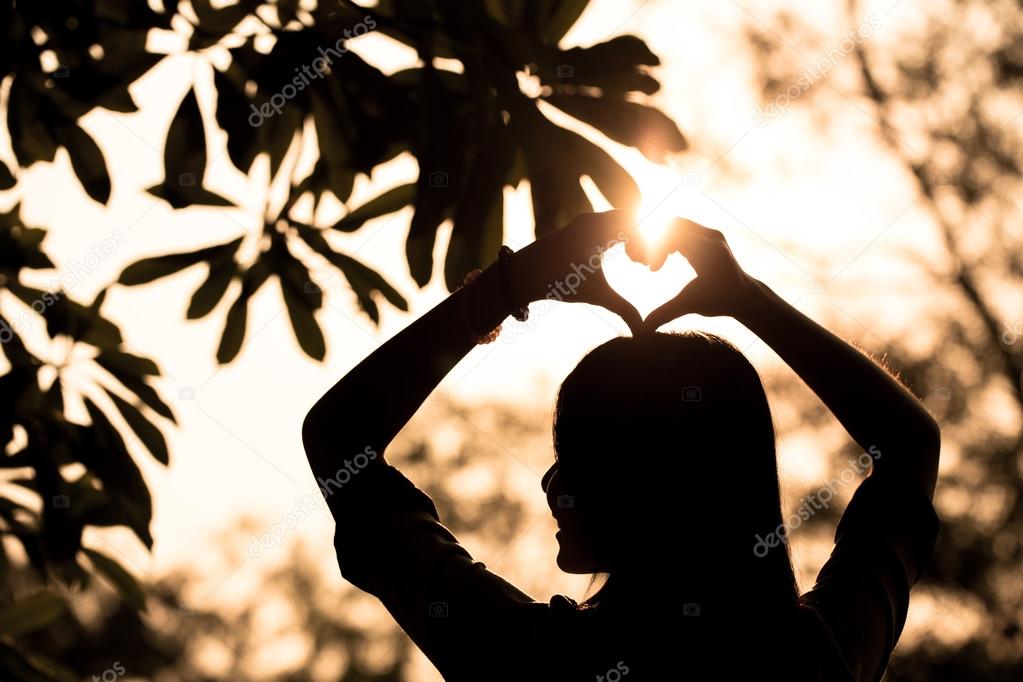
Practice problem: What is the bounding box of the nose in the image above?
[541,463,557,494]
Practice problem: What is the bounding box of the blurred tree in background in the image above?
[5,397,554,680]
[0,0,683,678]
[745,0,1023,678]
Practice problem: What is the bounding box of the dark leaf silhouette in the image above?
[103,388,170,465]
[95,355,176,424]
[217,258,272,364]
[0,591,66,637]
[82,548,146,611]
[119,236,243,286]
[334,252,409,324]
[0,161,14,190]
[330,183,416,232]
[146,88,233,208]
[546,94,687,161]
[187,259,238,319]
[56,124,112,204]
[80,399,154,548]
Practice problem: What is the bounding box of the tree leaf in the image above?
[118,236,243,285]
[147,87,234,207]
[573,132,640,209]
[217,258,271,364]
[333,252,408,322]
[519,110,592,237]
[187,259,237,319]
[103,387,170,465]
[444,119,512,290]
[8,79,59,167]
[80,399,153,547]
[405,63,465,286]
[542,35,661,95]
[57,124,112,204]
[95,349,160,378]
[0,591,66,637]
[545,94,687,161]
[330,183,415,232]
[82,547,147,610]
[213,67,260,173]
[0,160,15,189]
[0,641,77,682]
[280,277,326,360]
[272,237,325,360]
[95,360,175,424]
[541,0,589,42]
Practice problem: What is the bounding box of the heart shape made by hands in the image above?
[601,243,697,321]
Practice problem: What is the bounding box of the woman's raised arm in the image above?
[301,211,643,480]
[645,219,941,500]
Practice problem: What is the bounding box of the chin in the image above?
[556,536,598,574]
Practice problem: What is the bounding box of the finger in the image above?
[644,282,703,330]
[649,249,668,271]
[601,287,644,337]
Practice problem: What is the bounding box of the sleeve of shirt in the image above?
[323,461,557,680]
[800,473,940,682]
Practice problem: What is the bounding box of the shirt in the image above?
[326,462,939,681]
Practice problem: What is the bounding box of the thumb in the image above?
[644,280,705,330]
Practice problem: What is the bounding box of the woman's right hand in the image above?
[643,219,763,329]
[507,210,644,334]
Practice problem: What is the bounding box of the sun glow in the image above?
[599,167,703,320]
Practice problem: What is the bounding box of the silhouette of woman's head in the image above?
[543,331,799,614]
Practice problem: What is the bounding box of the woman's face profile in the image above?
[542,462,601,574]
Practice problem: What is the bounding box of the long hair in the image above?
[553,331,800,626]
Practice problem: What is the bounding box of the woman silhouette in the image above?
[302,211,941,681]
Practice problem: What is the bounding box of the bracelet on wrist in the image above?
[497,245,529,322]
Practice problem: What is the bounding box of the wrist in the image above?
[504,246,537,306]
[734,276,774,328]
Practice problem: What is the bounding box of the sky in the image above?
[1,0,961,659]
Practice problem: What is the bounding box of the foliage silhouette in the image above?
[0,1,682,678]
